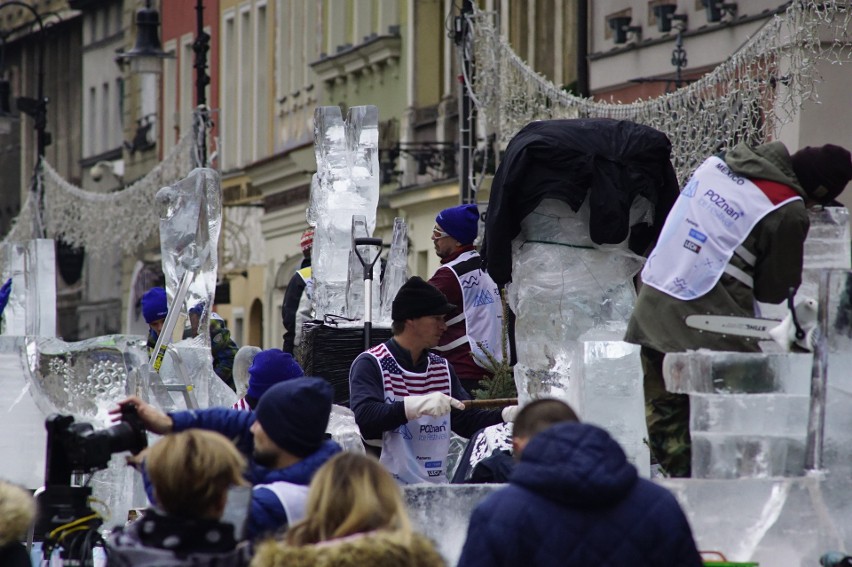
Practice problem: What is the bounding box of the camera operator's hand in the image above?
[112,396,174,434]
[125,447,149,470]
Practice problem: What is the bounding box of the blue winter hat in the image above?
[141,287,168,324]
[254,377,333,458]
[436,204,479,245]
[247,349,305,400]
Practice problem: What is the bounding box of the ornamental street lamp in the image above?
[127,0,211,167]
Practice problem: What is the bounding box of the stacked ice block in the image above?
[664,350,812,478]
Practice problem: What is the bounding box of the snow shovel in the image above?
[353,236,384,351]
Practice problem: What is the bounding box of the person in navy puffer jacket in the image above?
[458,420,703,567]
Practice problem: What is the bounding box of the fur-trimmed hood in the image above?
[251,530,446,567]
[0,482,35,547]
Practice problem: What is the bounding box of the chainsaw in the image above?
[684,294,818,351]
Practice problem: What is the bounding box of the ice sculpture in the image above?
[233,345,261,399]
[0,335,151,525]
[0,239,56,336]
[378,217,409,325]
[150,168,236,410]
[509,199,644,401]
[311,105,380,321]
[507,198,647,472]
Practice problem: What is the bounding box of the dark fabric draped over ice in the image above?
[483,118,680,285]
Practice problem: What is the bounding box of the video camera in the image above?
[36,403,148,565]
[44,402,148,483]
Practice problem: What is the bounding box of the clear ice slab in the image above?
[345,215,380,321]
[0,239,56,336]
[378,217,409,325]
[567,330,649,477]
[663,350,813,395]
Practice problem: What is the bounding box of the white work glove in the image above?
[501,405,520,423]
[404,392,465,420]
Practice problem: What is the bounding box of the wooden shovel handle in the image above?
[461,397,518,410]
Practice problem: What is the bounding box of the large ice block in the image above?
[664,350,812,478]
[567,331,649,477]
[404,484,501,566]
[690,393,809,435]
[311,106,380,321]
[661,476,847,566]
[663,350,813,395]
[800,207,850,298]
[0,336,49,486]
[0,239,56,336]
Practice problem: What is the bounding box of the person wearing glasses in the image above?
[428,204,508,395]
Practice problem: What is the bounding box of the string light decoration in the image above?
[3,130,194,253]
[467,1,852,183]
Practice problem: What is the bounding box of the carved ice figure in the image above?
[311,105,380,321]
[149,168,236,410]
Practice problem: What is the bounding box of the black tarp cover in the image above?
[483,118,680,285]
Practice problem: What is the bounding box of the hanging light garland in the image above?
[3,131,195,254]
[468,1,852,184]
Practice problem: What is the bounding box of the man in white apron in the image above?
[349,276,517,484]
[625,142,852,477]
[429,204,509,396]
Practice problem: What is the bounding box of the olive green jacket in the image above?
[625,142,809,352]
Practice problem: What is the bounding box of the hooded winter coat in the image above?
[625,141,809,353]
[457,422,703,567]
[250,530,446,567]
[0,481,35,567]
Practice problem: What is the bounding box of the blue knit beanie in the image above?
[254,378,333,457]
[247,349,305,400]
[141,287,168,324]
[435,204,479,245]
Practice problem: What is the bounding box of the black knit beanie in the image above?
[254,377,333,458]
[391,276,456,320]
[790,144,852,205]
